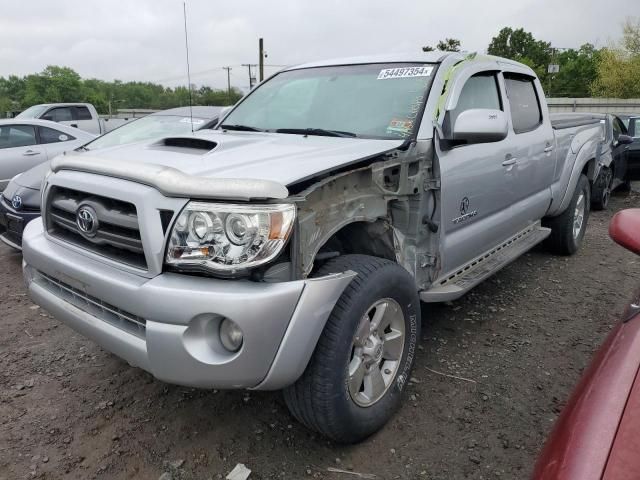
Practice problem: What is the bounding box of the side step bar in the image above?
[420,223,551,303]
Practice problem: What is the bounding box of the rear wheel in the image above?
[544,174,590,255]
[591,167,612,210]
[283,254,421,443]
[618,179,632,193]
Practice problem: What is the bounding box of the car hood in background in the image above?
[14,161,51,190]
[2,176,41,208]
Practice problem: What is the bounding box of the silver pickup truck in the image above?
[22,52,603,443]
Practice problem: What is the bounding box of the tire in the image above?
[618,179,632,193]
[283,254,421,443]
[543,174,590,255]
[591,167,612,210]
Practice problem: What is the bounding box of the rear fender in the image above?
[547,141,598,217]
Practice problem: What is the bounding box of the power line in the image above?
[153,63,285,84]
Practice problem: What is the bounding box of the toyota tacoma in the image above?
[22,52,603,443]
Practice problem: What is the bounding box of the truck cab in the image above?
[17,103,106,135]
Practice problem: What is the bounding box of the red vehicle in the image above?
[532,208,640,479]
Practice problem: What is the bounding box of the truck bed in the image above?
[550,113,605,130]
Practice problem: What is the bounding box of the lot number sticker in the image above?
[377,66,433,80]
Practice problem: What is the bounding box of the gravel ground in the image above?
[1,190,639,480]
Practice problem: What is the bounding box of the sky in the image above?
[0,0,633,91]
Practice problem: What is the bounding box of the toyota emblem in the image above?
[76,206,99,237]
[11,195,22,210]
[460,196,470,216]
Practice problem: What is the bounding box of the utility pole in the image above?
[259,38,264,82]
[222,66,232,102]
[242,63,257,89]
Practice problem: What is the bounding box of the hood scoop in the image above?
[156,137,218,153]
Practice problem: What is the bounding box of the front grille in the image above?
[37,271,146,337]
[45,186,147,269]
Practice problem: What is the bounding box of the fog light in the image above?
[219,318,243,352]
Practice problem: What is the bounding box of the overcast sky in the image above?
[0,0,632,90]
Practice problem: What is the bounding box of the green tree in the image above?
[487,27,552,80]
[0,75,25,116]
[623,17,640,55]
[422,38,461,52]
[549,44,599,97]
[22,66,83,105]
[0,65,240,114]
[592,18,640,98]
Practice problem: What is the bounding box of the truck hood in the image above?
[85,130,405,186]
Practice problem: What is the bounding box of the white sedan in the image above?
[0,119,95,191]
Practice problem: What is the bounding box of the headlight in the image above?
[165,202,295,275]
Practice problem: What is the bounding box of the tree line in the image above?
[2,18,639,115]
[425,18,639,98]
[0,66,243,116]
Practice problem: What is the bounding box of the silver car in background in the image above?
[0,119,95,191]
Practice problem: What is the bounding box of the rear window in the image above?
[39,126,75,144]
[43,107,73,122]
[75,106,92,120]
[504,74,542,134]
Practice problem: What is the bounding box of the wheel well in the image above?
[311,220,396,274]
[582,158,596,181]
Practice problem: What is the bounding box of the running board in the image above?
[420,224,551,303]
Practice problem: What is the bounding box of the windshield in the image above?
[83,114,208,150]
[221,63,436,140]
[16,105,49,119]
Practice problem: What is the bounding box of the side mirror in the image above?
[449,109,508,144]
[610,209,640,255]
[215,106,232,127]
[618,134,634,145]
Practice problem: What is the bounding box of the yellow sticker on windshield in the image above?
[377,66,433,80]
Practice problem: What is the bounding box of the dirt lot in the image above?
[1,191,639,480]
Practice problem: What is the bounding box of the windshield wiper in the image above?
[220,124,264,132]
[275,128,358,138]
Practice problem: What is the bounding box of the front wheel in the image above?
[283,255,421,443]
[543,174,591,255]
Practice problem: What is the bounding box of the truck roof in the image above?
[285,51,531,72]
[26,102,93,107]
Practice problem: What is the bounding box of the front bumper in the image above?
[22,220,355,390]
[0,195,41,250]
